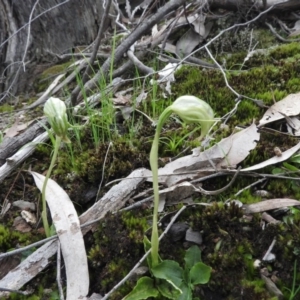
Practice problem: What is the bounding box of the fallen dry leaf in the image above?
[192,13,206,36]
[242,141,300,171]
[176,28,202,58]
[31,172,89,300]
[147,123,259,187]
[286,116,300,136]
[4,119,35,138]
[135,90,148,106]
[13,216,32,233]
[217,122,260,168]
[242,198,300,214]
[112,93,132,105]
[259,92,300,126]
[158,181,199,211]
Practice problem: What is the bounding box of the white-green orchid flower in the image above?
[44,97,71,143]
[170,95,214,139]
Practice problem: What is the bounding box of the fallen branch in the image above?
[74,0,189,105]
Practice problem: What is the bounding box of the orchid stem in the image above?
[150,108,172,267]
[41,135,62,237]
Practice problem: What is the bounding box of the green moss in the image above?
[122,212,149,240]
[88,211,149,299]
[33,129,149,206]
[9,294,41,300]
[286,77,300,93]
[174,42,300,128]
[156,203,299,299]
[236,189,262,205]
[269,42,300,60]
[253,29,277,49]
[35,143,52,156]
[240,279,277,300]
[55,140,147,182]
[0,225,33,252]
[0,103,14,113]
[34,61,72,93]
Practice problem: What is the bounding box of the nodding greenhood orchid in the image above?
[44,97,71,144]
[150,95,214,267]
[41,97,72,237]
[169,95,214,139]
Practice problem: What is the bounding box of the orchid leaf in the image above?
[123,277,158,300]
[189,262,211,285]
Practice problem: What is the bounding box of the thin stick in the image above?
[1,167,23,217]
[96,142,112,201]
[127,50,154,75]
[262,238,276,261]
[0,287,28,295]
[205,45,262,105]
[56,241,64,300]
[22,0,40,72]
[234,178,267,197]
[265,22,300,43]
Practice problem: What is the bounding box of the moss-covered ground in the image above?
[1,32,300,299]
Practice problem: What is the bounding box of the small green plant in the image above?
[284,260,300,300]
[160,125,202,155]
[282,207,300,225]
[272,158,300,194]
[125,245,211,300]
[125,95,214,299]
[42,97,71,237]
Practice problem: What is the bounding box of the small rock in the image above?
[128,266,149,282]
[185,228,202,245]
[263,252,276,262]
[83,187,98,203]
[253,259,261,268]
[226,200,243,208]
[13,200,36,211]
[168,222,189,242]
[88,293,103,300]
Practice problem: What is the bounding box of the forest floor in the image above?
[1,5,300,300]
